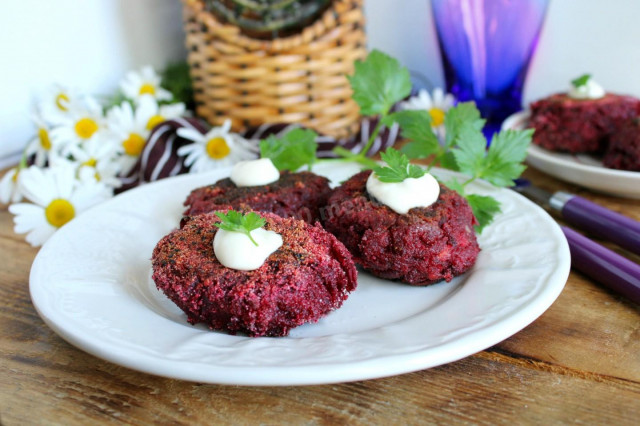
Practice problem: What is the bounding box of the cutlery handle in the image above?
[562,226,640,304]
[558,194,640,256]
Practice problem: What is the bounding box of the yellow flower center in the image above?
[123,133,145,156]
[55,93,70,111]
[146,114,165,130]
[82,158,97,168]
[206,137,231,159]
[38,128,52,150]
[11,170,19,183]
[45,199,75,228]
[139,83,156,96]
[74,118,99,140]
[429,108,445,127]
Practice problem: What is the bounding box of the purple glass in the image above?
[431,0,549,137]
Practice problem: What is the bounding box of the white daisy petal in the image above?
[159,103,186,119]
[135,96,158,129]
[177,128,205,143]
[24,223,56,247]
[432,88,444,105]
[19,167,53,206]
[9,203,43,228]
[70,182,111,212]
[0,168,22,204]
[155,88,173,102]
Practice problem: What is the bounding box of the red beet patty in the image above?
[152,212,357,337]
[603,117,640,171]
[184,171,331,223]
[322,170,480,285]
[529,93,640,153]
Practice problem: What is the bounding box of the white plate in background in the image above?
[502,111,640,199]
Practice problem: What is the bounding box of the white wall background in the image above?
[2,0,640,167]
[0,0,186,168]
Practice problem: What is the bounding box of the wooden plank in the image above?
[497,271,640,382]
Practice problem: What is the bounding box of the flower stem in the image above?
[18,146,29,170]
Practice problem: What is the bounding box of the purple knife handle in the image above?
[560,195,640,256]
[562,226,640,304]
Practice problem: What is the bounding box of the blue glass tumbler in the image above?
[431,0,549,137]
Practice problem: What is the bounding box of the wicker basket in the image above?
[182,0,367,139]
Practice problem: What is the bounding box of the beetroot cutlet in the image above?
[528,93,640,153]
[184,171,330,223]
[152,211,357,337]
[322,170,479,285]
[603,117,640,171]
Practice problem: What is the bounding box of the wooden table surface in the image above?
[0,165,639,425]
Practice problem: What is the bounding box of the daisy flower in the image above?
[399,88,455,139]
[144,100,186,131]
[0,167,23,204]
[49,96,107,155]
[9,165,112,247]
[25,110,55,167]
[177,119,258,173]
[106,96,156,174]
[66,137,122,189]
[38,84,80,125]
[120,66,172,103]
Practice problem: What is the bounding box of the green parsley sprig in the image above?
[373,148,425,183]
[332,49,412,168]
[571,73,591,88]
[259,128,318,171]
[214,211,266,246]
[399,102,533,232]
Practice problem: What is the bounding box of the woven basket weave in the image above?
[182,0,367,139]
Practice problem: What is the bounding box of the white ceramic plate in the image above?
[30,163,570,386]
[502,111,640,199]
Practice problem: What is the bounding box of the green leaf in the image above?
[444,180,501,233]
[161,61,194,108]
[444,102,485,148]
[373,148,425,183]
[259,128,318,171]
[571,74,591,88]
[381,110,441,160]
[465,194,501,233]
[439,151,459,171]
[347,49,412,117]
[214,211,266,246]
[482,128,533,187]
[450,121,488,177]
[444,178,466,195]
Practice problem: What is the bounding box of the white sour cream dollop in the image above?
[213,227,283,271]
[568,78,605,99]
[366,172,440,214]
[230,158,280,187]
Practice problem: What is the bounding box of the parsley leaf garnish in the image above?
[400,102,485,170]
[571,74,591,88]
[332,49,412,166]
[373,148,425,183]
[348,50,412,117]
[384,110,440,161]
[445,179,502,233]
[214,211,266,246]
[451,124,532,188]
[442,102,485,148]
[259,128,318,171]
[389,101,532,233]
